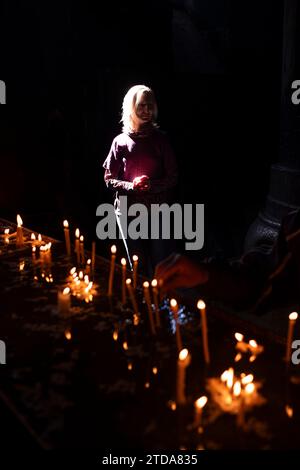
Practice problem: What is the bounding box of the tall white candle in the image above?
[58,287,71,316]
[132,255,138,289]
[151,279,161,328]
[176,348,191,405]
[143,281,156,335]
[75,228,80,266]
[126,278,139,316]
[170,298,183,351]
[16,214,24,246]
[121,258,127,304]
[194,396,208,430]
[108,245,116,296]
[63,220,71,256]
[197,300,210,365]
[80,235,85,265]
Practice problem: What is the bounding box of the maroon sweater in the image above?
[103,128,178,205]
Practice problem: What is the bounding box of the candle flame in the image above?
[111,244,117,254]
[65,330,72,340]
[241,374,254,385]
[70,267,76,275]
[143,281,149,288]
[152,367,158,375]
[4,229,9,234]
[128,362,133,371]
[19,260,25,271]
[121,257,126,266]
[151,279,158,287]
[31,233,36,240]
[285,405,293,418]
[245,383,255,394]
[195,396,208,409]
[32,245,36,253]
[87,258,91,265]
[63,220,69,228]
[220,370,229,382]
[179,348,189,361]
[38,234,42,241]
[168,400,177,411]
[170,298,177,308]
[235,332,244,342]
[289,312,298,321]
[63,287,70,295]
[80,235,84,242]
[233,381,241,397]
[226,368,234,389]
[132,254,138,262]
[17,214,23,227]
[234,353,242,362]
[197,299,206,310]
[113,330,118,341]
[84,275,89,284]
[126,278,132,285]
[145,382,150,389]
[123,341,128,350]
[75,228,80,238]
[79,271,83,279]
[249,339,258,348]
[249,355,256,362]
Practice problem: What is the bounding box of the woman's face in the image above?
[134,92,154,125]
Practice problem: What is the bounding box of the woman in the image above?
[103,84,178,276]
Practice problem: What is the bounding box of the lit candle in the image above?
[91,241,96,277]
[86,258,91,275]
[108,245,116,296]
[63,220,71,256]
[126,278,139,316]
[197,300,210,365]
[176,348,191,405]
[4,228,10,244]
[151,279,161,328]
[132,255,138,289]
[121,258,127,304]
[57,287,71,316]
[143,281,156,335]
[16,214,24,246]
[80,235,85,265]
[286,312,298,363]
[75,228,80,266]
[170,298,183,351]
[194,396,208,431]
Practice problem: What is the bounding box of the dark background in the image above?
[0,0,284,259]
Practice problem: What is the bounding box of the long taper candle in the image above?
[286,312,298,363]
[80,235,85,265]
[121,258,127,304]
[197,300,210,365]
[75,228,80,266]
[16,214,24,246]
[170,299,183,351]
[194,396,208,431]
[176,348,191,405]
[132,255,138,289]
[143,281,156,335]
[151,279,161,328]
[63,220,71,256]
[108,245,116,296]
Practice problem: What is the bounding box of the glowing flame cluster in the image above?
[68,266,95,302]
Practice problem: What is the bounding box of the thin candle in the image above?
[80,235,85,265]
[121,258,127,304]
[132,255,138,289]
[108,245,116,296]
[286,312,298,363]
[151,279,161,328]
[170,299,183,351]
[176,348,191,405]
[143,281,156,335]
[58,287,71,316]
[63,220,71,256]
[197,300,210,365]
[16,214,24,246]
[194,396,208,430]
[75,228,80,266]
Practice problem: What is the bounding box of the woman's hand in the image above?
[154,253,209,293]
[133,175,151,191]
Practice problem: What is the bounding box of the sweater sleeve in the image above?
[103,139,134,192]
[150,135,178,194]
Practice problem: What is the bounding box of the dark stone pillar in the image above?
[245,0,300,250]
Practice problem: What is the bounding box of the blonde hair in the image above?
[121,84,158,134]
